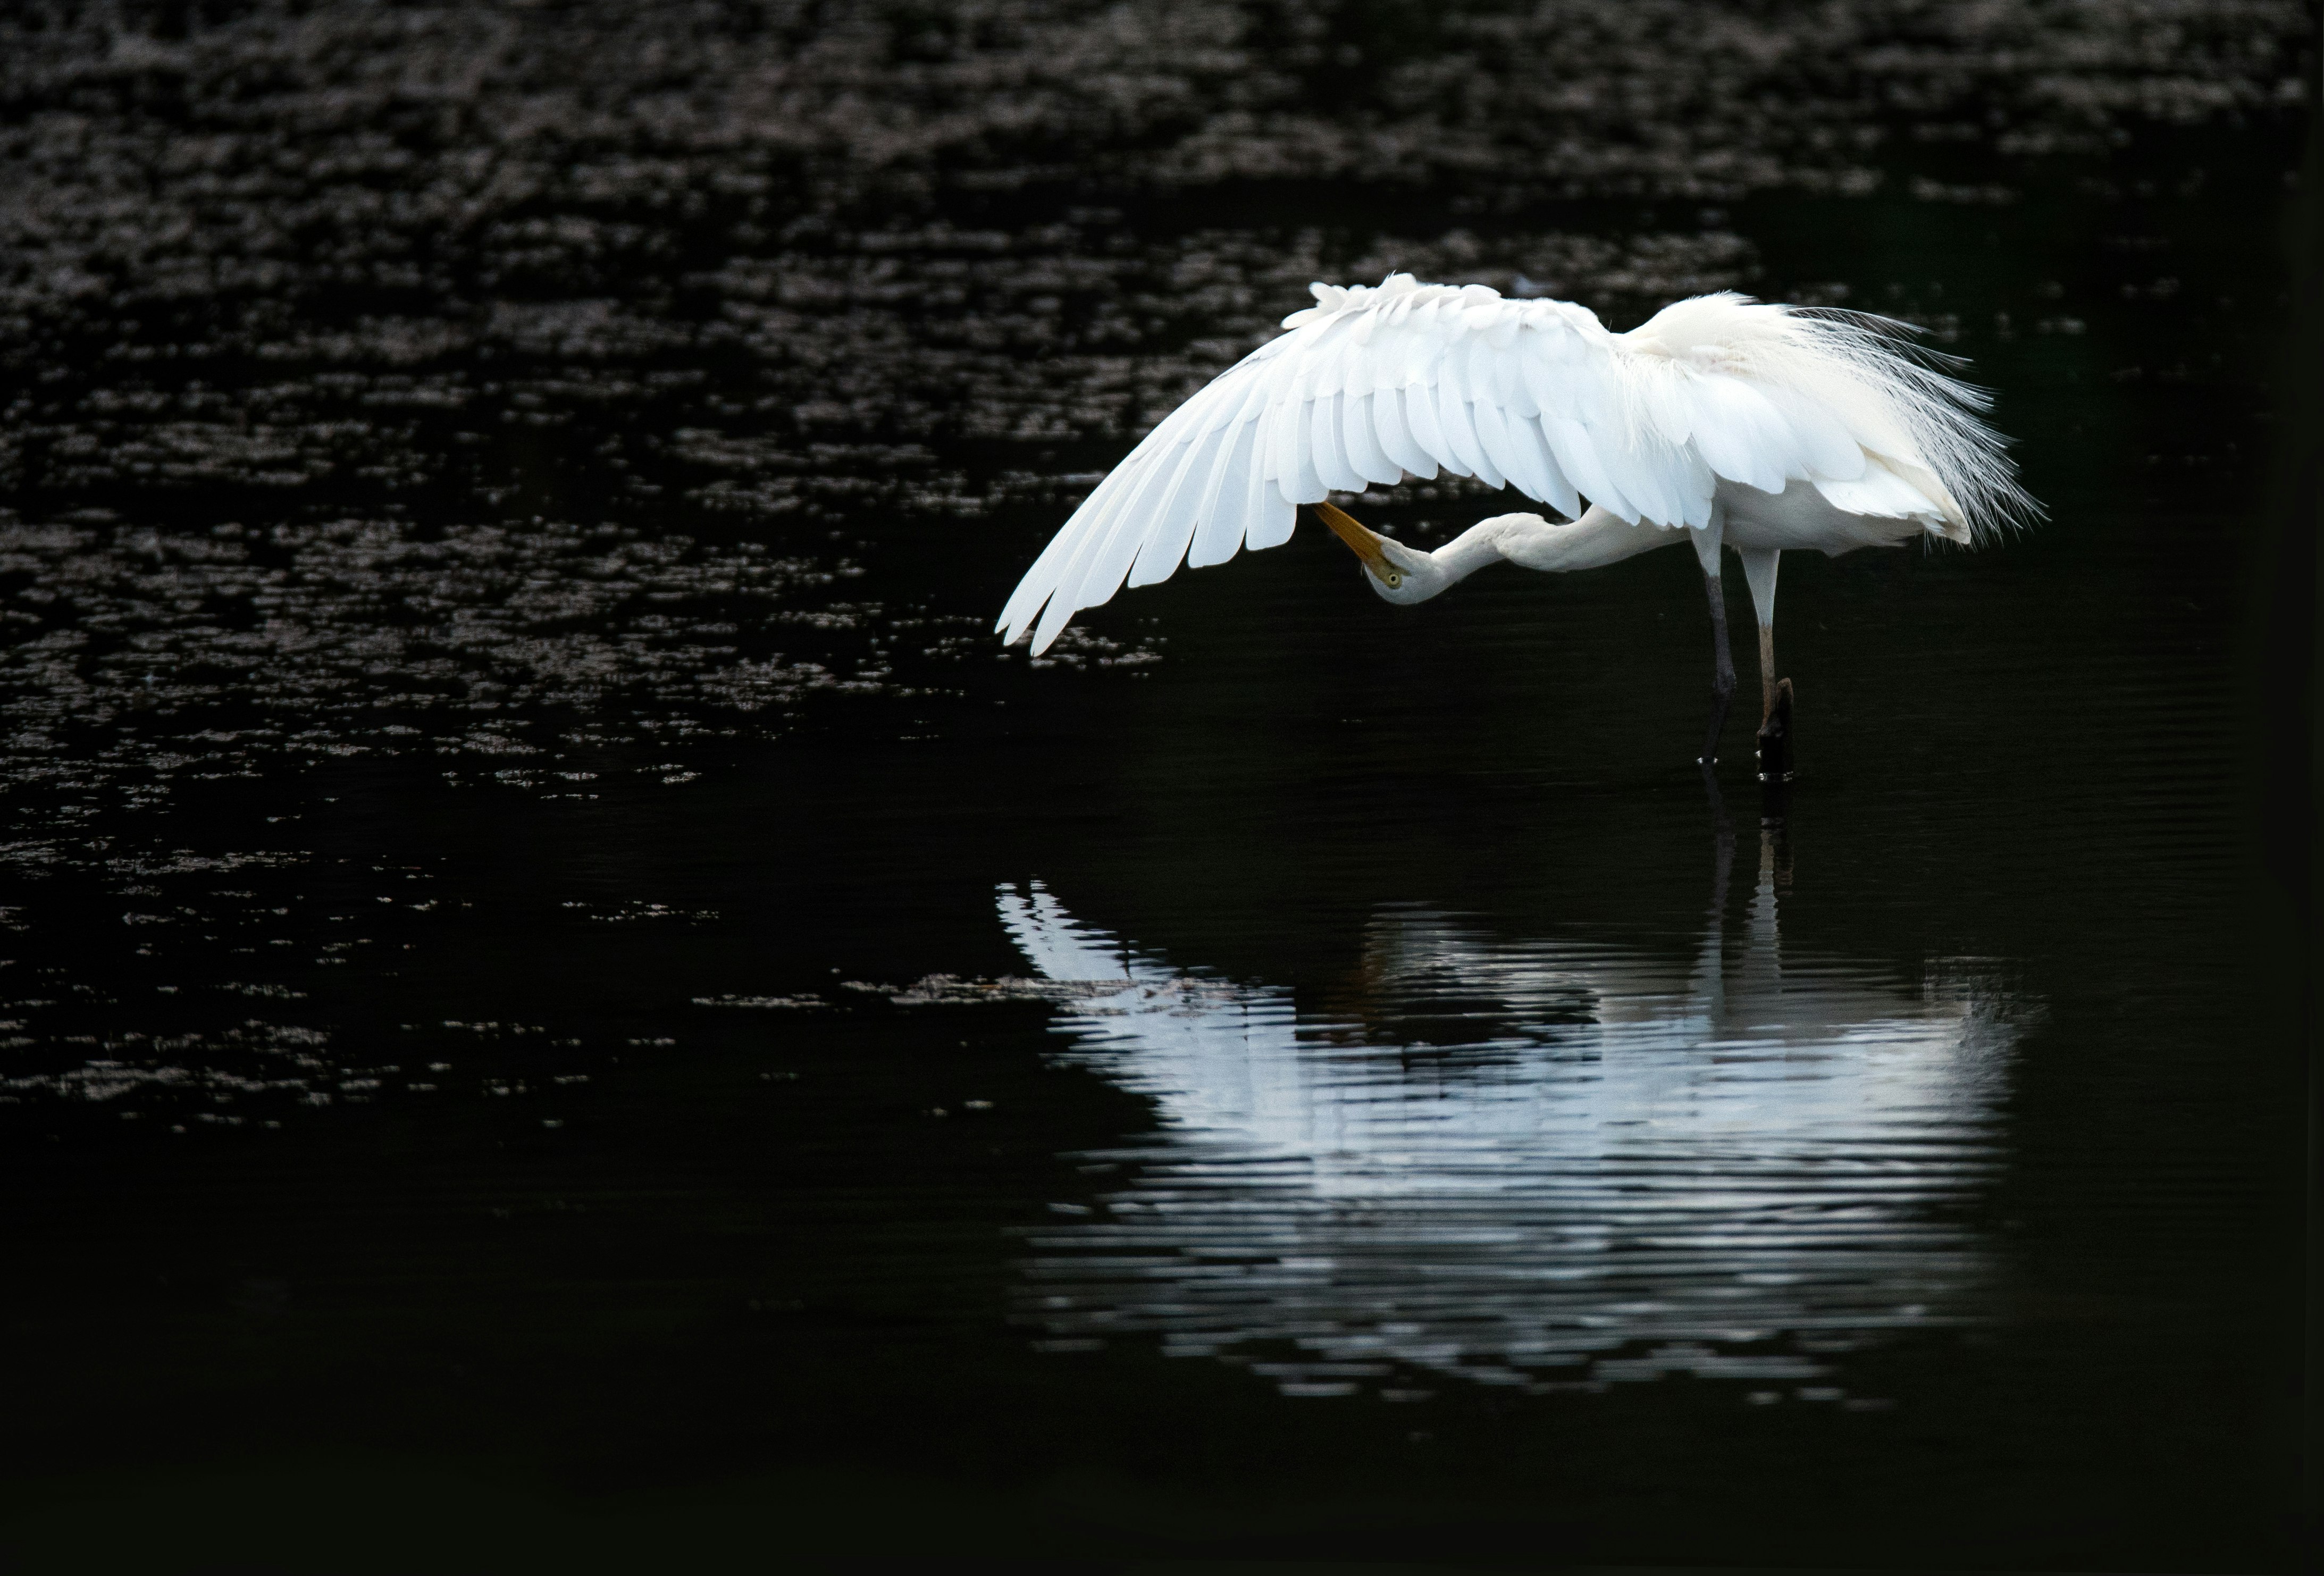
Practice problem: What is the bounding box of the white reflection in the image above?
[1003,832,2024,1399]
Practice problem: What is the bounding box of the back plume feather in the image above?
[1621,292,2041,542]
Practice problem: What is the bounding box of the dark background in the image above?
[0,2,2314,1569]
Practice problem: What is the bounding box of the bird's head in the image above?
[1315,501,1444,605]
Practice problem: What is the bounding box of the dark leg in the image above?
[1757,624,1776,725]
[1735,548,1791,782]
[1699,571,1735,765]
[1756,675,1795,783]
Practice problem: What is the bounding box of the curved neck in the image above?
[1429,521,1515,588]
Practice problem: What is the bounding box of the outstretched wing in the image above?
[999,275,2031,653]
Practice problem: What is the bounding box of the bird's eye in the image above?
[1385,572,1402,588]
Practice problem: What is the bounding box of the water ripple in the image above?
[1001,840,2027,1402]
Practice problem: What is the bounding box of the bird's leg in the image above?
[1692,515,1733,767]
[1735,547,1793,783]
[1699,566,1735,766]
[1736,547,1782,723]
[1752,619,1796,782]
[1757,624,1776,725]
[1758,677,1796,783]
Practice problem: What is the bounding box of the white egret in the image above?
[999,277,2037,774]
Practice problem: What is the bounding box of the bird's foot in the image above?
[1755,678,1796,783]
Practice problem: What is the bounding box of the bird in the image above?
[996,275,2038,775]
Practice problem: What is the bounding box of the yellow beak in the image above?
[1314,501,1402,587]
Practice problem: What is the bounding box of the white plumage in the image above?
[997,275,2036,657]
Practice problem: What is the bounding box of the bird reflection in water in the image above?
[1003,804,2024,1401]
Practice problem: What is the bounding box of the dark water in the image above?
[0,3,2312,1567]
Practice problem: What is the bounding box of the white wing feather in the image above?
[1000,278,2035,652]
